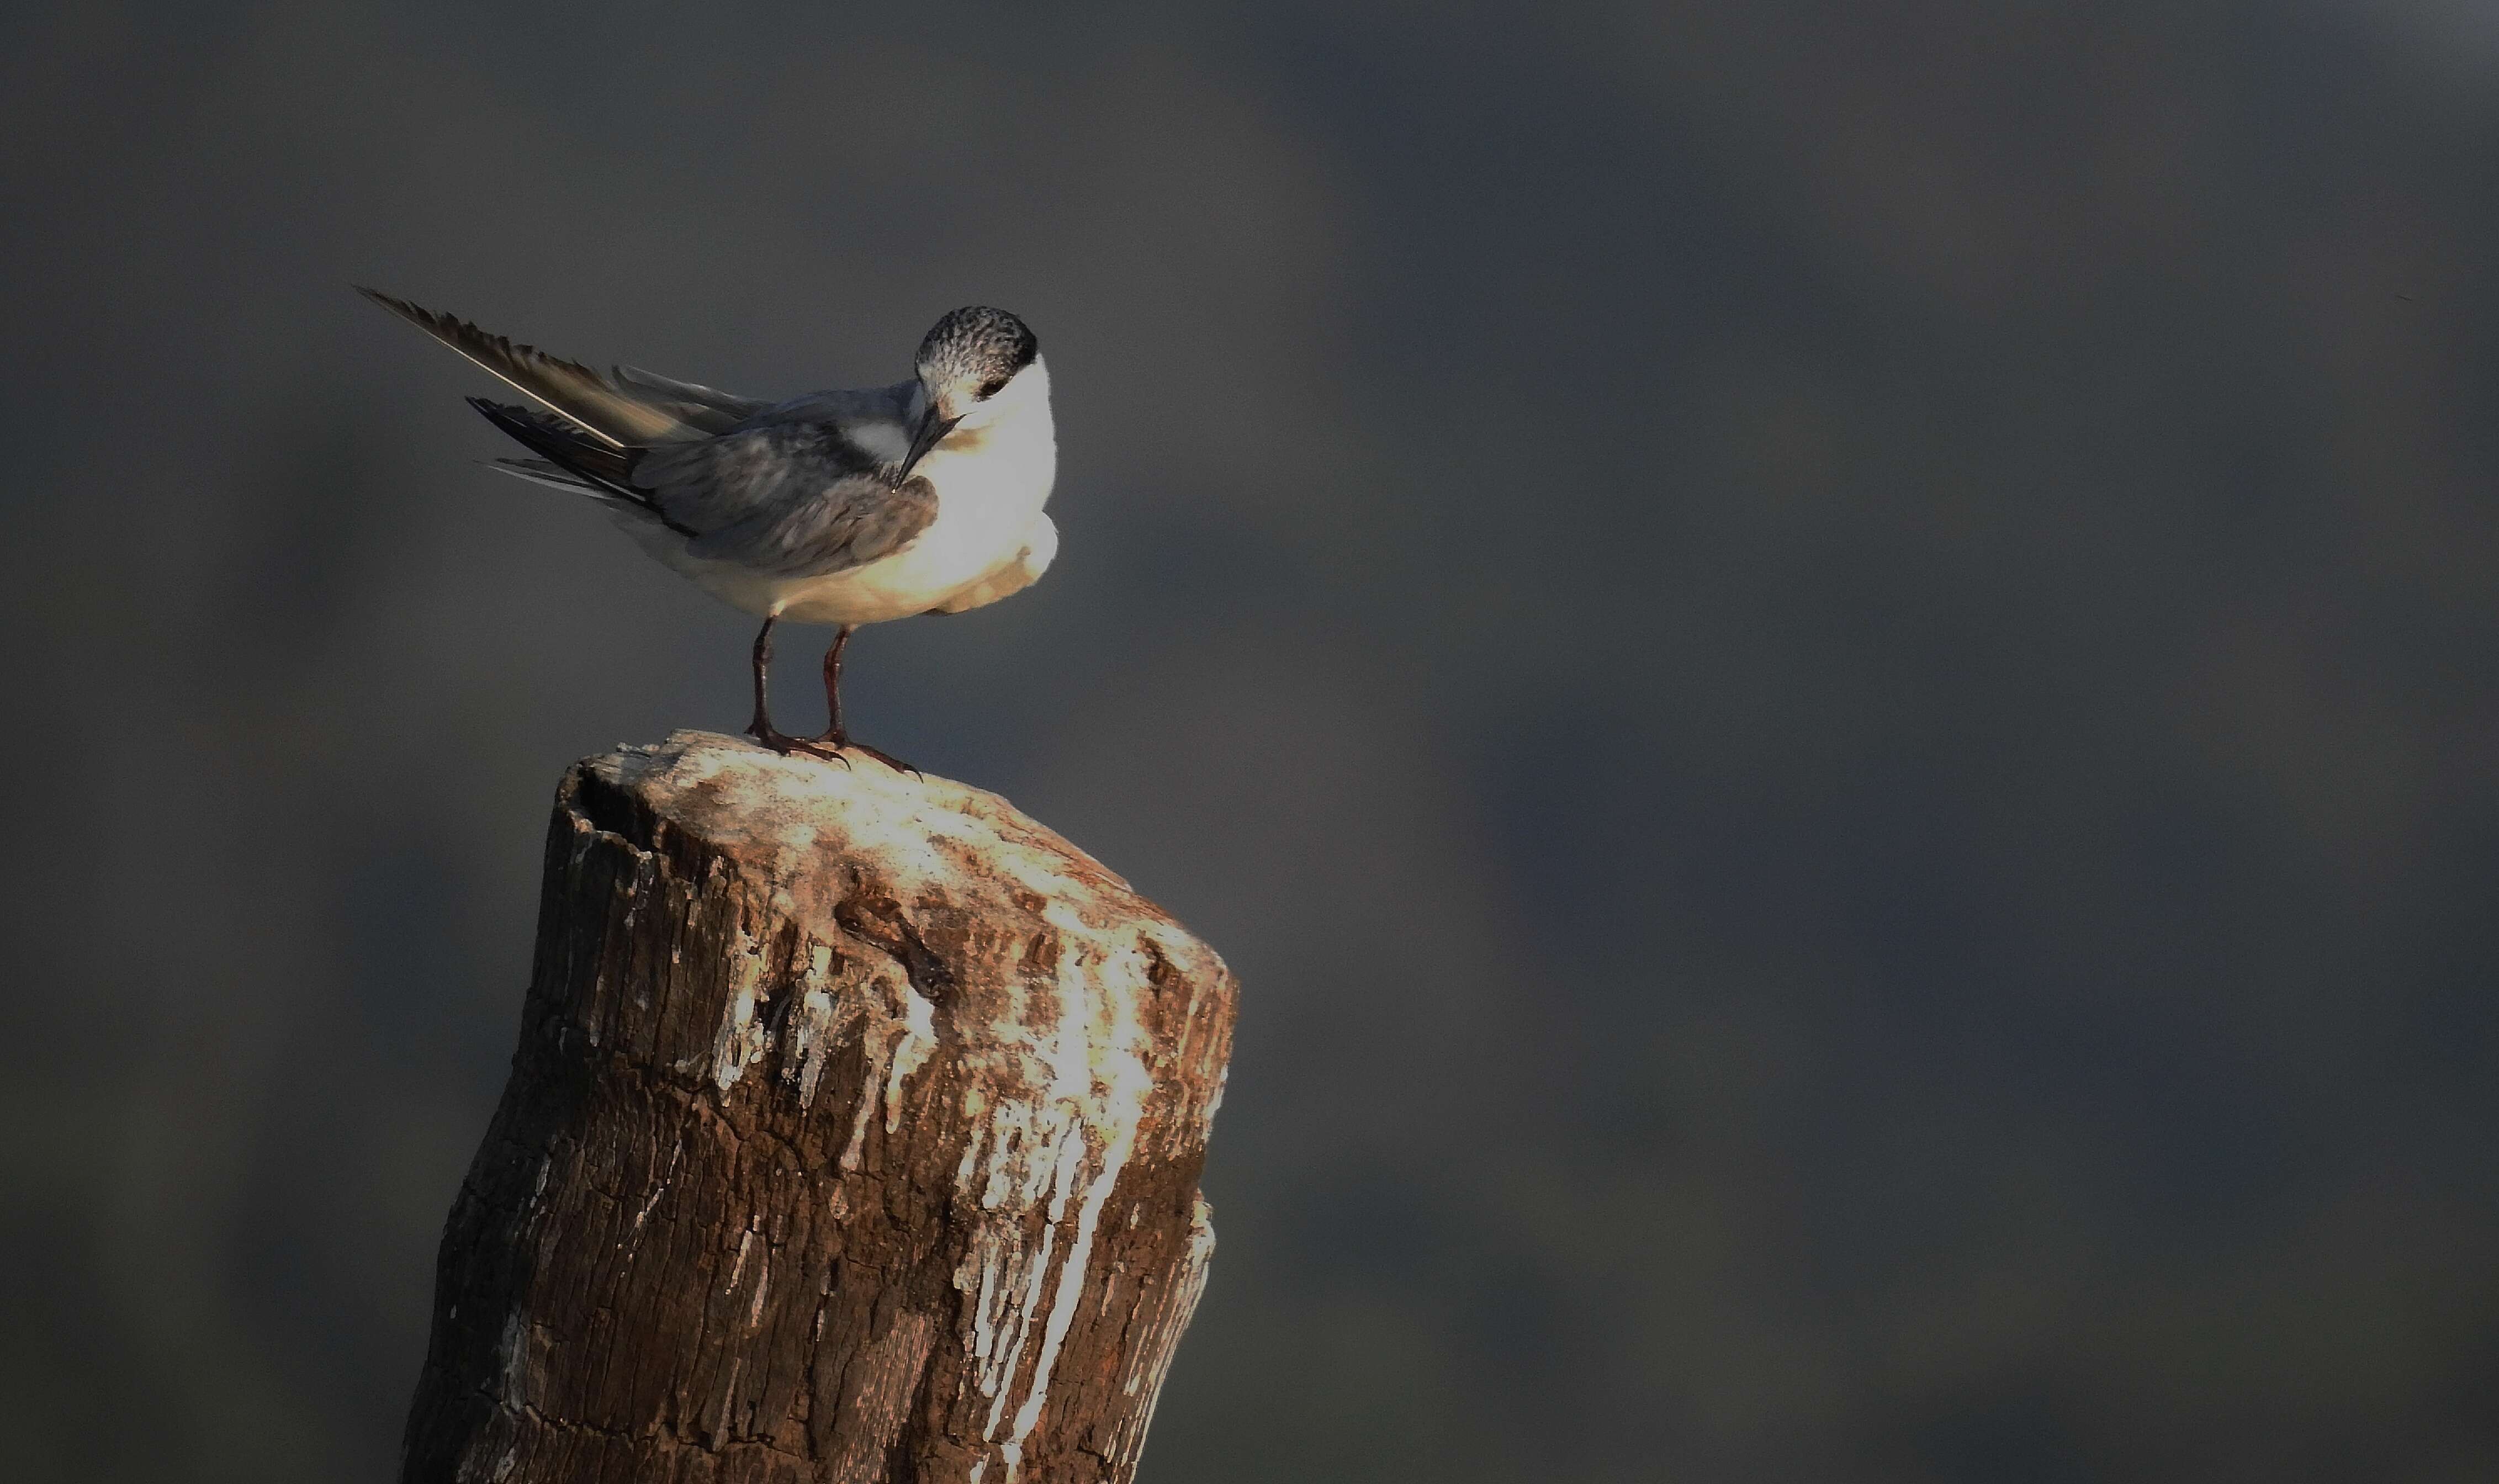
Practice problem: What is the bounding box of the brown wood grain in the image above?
[399,733,1236,1483]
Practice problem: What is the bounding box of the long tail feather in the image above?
[488,458,667,522]
[487,456,593,489]
[358,287,706,446]
[465,397,696,537]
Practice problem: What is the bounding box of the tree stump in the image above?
[399,732,1238,1483]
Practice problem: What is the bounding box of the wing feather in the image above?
[359,288,730,445]
[613,365,770,427]
[463,398,697,536]
[631,422,938,577]
[370,288,931,576]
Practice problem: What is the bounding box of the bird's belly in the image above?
[781,463,1052,624]
[617,518,801,617]
[772,534,994,624]
[621,416,1055,626]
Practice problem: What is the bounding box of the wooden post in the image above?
[399,732,1237,1483]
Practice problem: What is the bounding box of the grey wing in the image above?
[612,365,771,426]
[631,421,939,577]
[744,381,916,426]
[360,288,757,443]
[740,381,920,466]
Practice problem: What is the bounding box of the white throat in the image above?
[912,355,1056,516]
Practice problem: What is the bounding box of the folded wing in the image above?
[631,421,939,576]
[367,289,939,579]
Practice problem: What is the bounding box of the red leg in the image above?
[809,625,916,773]
[745,614,846,763]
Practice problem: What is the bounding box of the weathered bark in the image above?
[400,732,1237,1484]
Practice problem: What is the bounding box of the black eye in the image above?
[977,377,1007,399]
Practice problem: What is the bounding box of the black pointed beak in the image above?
[899,404,957,480]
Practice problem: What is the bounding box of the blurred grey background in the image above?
[4,2,2496,1480]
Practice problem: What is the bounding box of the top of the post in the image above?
[562,729,1216,972]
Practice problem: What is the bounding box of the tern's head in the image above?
[901,306,1042,475]
[916,306,1040,418]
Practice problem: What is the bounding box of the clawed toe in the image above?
[849,743,919,776]
[748,723,851,767]
[746,621,911,775]
[793,738,854,766]
[808,732,917,775]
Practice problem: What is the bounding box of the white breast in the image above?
[774,358,1057,626]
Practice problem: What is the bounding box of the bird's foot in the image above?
[810,729,919,776]
[748,720,853,767]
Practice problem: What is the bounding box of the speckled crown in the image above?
[917,306,1040,384]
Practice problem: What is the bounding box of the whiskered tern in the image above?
[361,289,1058,768]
